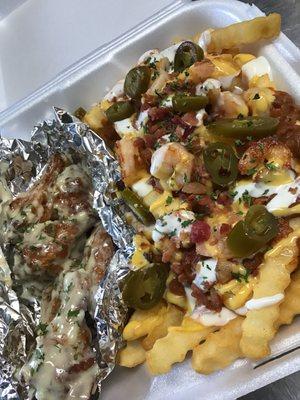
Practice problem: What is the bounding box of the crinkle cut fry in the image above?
[146,317,214,375]
[276,267,300,327]
[192,317,243,374]
[240,229,300,359]
[208,13,281,53]
[118,340,146,368]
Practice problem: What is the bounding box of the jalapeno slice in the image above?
[172,94,208,113]
[227,205,278,257]
[174,41,204,73]
[244,205,278,243]
[121,188,155,226]
[106,101,135,122]
[203,142,238,186]
[207,116,279,138]
[123,263,169,309]
[124,66,151,99]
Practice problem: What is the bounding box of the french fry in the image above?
[142,304,184,351]
[118,340,146,368]
[240,229,300,359]
[276,268,300,327]
[208,14,281,53]
[123,302,167,341]
[192,317,243,374]
[146,316,214,374]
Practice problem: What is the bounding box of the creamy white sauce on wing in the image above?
[233,172,300,212]
[193,258,218,290]
[192,305,237,326]
[152,210,195,242]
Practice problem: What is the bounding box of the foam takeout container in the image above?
[0,0,300,398]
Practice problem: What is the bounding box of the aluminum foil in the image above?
[0,108,133,399]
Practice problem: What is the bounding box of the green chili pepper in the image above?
[105,101,135,122]
[203,142,238,187]
[174,41,204,73]
[207,116,279,138]
[123,263,169,309]
[172,94,208,113]
[227,205,278,257]
[121,188,155,225]
[124,66,151,99]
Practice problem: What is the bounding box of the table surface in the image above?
[239,2,300,398]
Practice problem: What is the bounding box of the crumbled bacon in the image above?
[147,176,164,193]
[182,112,198,126]
[219,223,231,236]
[148,106,171,122]
[217,192,233,206]
[190,220,211,244]
[272,218,293,245]
[171,248,198,285]
[168,277,185,296]
[242,252,264,273]
[191,284,223,312]
[270,91,300,158]
[182,182,207,195]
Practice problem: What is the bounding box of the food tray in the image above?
[1,0,300,398]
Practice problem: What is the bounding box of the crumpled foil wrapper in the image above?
[0,108,133,399]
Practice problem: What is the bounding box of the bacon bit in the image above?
[147,176,164,193]
[171,249,198,285]
[182,112,198,126]
[253,196,271,206]
[190,220,211,244]
[191,284,222,312]
[148,107,171,122]
[220,223,231,236]
[271,91,300,158]
[217,192,233,206]
[243,252,264,272]
[182,182,207,195]
[169,277,185,296]
[289,187,297,195]
[272,218,293,245]
[162,239,177,263]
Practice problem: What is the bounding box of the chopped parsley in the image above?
[166,196,173,205]
[232,269,250,283]
[236,211,244,216]
[246,135,253,141]
[246,167,257,176]
[265,161,277,171]
[242,190,253,207]
[229,190,238,198]
[262,189,270,196]
[67,309,80,319]
[181,220,193,228]
[235,139,244,147]
[169,229,177,237]
[37,323,48,336]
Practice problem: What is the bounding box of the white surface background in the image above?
[0,0,171,111]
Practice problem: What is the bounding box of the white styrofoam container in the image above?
[0,0,300,398]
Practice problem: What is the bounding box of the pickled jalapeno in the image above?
[174,41,204,72]
[124,66,151,99]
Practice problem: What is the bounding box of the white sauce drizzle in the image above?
[195,78,221,95]
[235,293,284,315]
[198,29,213,52]
[233,172,300,212]
[152,210,195,242]
[193,258,218,290]
[192,305,237,326]
[103,79,124,101]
